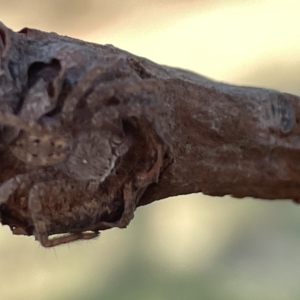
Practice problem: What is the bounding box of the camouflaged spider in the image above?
[0,59,162,247]
[0,63,130,247]
[0,21,166,247]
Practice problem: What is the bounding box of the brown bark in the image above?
[140,73,300,205]
[0,22,299,245]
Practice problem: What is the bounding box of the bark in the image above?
[0,22,299,244]
[140,73,300,205]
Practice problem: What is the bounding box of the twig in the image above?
[0,22,299,246]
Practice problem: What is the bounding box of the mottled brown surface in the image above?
[0,21,299,246]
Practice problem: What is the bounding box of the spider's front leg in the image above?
[0,174,31,205]
[0,171,45,235]
[60,57,133,123]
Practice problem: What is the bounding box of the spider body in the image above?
[0,22,166,247]
[0,60,134,246]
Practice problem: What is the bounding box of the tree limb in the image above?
[0,22,299,246]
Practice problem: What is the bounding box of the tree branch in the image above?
[140,72,300,205]
[0,22,299,245]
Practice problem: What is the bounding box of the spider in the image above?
[0,57,164,247]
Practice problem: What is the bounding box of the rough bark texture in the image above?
[0,22,299,246]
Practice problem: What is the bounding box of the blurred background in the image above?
[1,0,300,299]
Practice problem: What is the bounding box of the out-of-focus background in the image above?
[1,1,300,299]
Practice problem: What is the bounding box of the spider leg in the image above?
[86,79,165,145]
[135,143,163,188]
[19,71,64,122]
[60,65,105,123]
[108,142,163,228]
[0,174,32,204]
[0,66,65,137]
[100,182,135,229]
[0,111,32,132]
[61,58,131,123]
[86,79,161,116]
